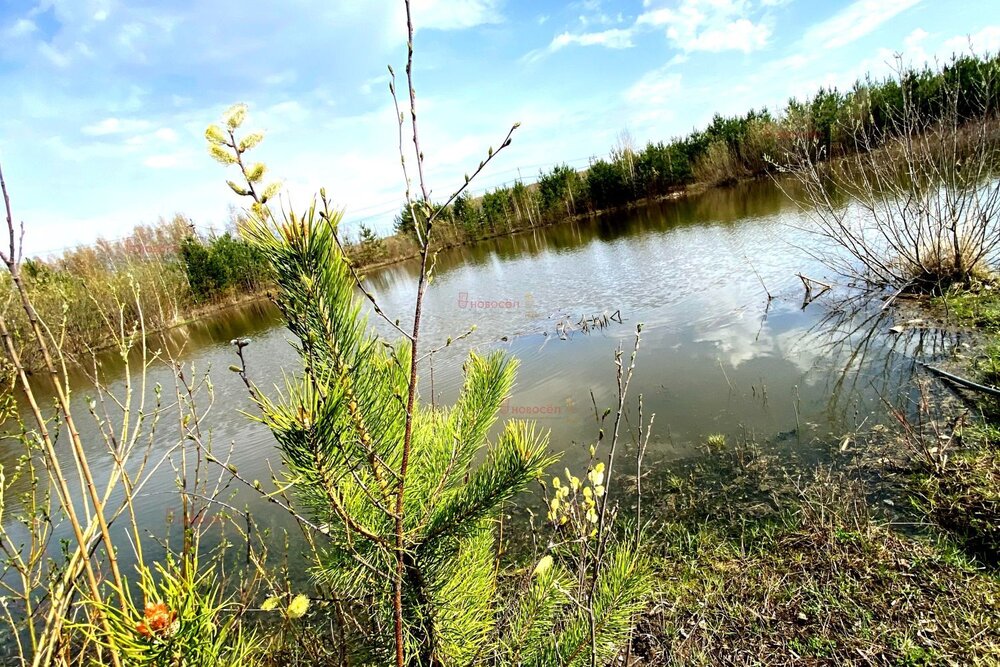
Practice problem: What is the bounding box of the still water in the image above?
[3,179,960,573]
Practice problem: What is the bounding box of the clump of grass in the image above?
[936,285,1000,330]
[635,509,1000,665]
[88,555,261,667]
[703,433,727,451]
[884,381,999,563]
[905,238,997,293]
[916,449,1000,564]
[969,338,1000,392]
[691,141,748,186]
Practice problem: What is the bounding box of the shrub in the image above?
[452,191,483,236]
[692,139,747,186]
[91,556,261,667]
[180,233,269,301]
[209,66,654,661]
[780,55,1000,292]
[351,223,386,266]
[180,236,230,301]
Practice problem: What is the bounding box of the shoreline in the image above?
[351,181,710,274]
[56,179,715,365]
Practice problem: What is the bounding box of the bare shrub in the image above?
[779,55,1000,293]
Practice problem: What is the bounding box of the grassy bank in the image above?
[642,513,1000,664]
[921,288,1000,557]
[621,413,1000,665]
[0,214,269,370]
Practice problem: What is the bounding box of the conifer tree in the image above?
[208,106,654,666]
[206,3,653,661]
[238,196,554,662]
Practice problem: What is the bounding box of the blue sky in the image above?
[1,0,998,256]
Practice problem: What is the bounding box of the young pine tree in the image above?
[235,192,554,662]
[208,67,652,665]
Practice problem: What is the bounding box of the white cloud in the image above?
[577,8,626,28]
[143,152,188,169]
[687,17,770,52]
[118,22,145,44]
[5,19,37,38]
[638,0,772,53]
[624,68,683,130]
[941,26,1000,56]
[360,74,391,96]
[905,27,929,50]
[256,100,308,129]
[802,0,921,50]
[897,27,930,65]
[773,53,812,71]
[524,27,634,62]
[81,117,153,136]
[626,69,682,106]
[154,128,178,142]
[262,70,297,86]
[551,27,635,51]
[37,42,72,68]
[408,0,503,31]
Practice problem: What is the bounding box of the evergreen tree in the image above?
[239,198,558,662]
[209,72,653,664]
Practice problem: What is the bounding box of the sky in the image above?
[1,0,999,256]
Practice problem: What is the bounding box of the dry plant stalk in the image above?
[0,163,264,666]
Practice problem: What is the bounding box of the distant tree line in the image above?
[2,214,277,366]
[391,53,1000,240]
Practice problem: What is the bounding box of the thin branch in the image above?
[416,326,476,363]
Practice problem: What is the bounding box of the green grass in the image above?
[936,286,1000,330]
[635,514,1000,665]
[920,288,1000,560]
[915,449,1000,563]
[623,424,1000,665]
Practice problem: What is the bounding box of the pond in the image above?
[2,178,963,579]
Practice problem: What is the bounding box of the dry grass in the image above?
[692,141,749,186]
[905,236,998,291]
[916,449,1000,563]
[636,515,1000,666]
[625,428,1000,666]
